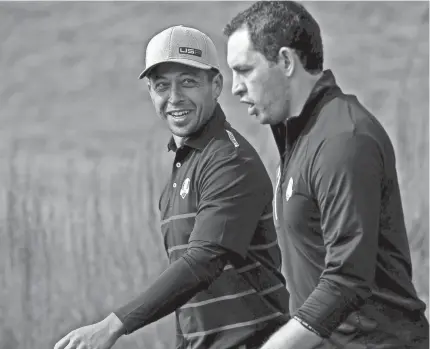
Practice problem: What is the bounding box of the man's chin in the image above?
[255,115,270,125]
[169,124,191,137]
[171,132,191,140]
[256,113,283,126]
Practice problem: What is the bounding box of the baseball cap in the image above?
[139,25,220,79]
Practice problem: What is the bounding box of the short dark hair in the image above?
[224,1,323,74]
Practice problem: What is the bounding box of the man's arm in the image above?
[54,241,229,349]
[261,133,383,348]
[113,241,229,333]
[54,137,273,349]
[114,140,274,333]
[53,313,125,349]
[191,138,272,259]
[260,317,323,349]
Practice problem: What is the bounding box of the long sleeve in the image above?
[296,133,383,337]
[114,240,229,334]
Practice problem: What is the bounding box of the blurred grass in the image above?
[0,2,428,349]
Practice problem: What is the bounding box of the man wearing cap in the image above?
[54,25,290,349]
[224,1,429,349]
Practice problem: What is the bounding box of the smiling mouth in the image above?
[167,110,192,118]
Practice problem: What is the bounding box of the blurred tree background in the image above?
[0,2,428,349]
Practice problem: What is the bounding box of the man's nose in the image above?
[231,73,246,97]
[168,84,185,104]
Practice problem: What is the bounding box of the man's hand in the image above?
[260,317,324,349]
[54,313,125,349]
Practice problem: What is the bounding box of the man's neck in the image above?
[173,135,187,149]
[290,71,323,119]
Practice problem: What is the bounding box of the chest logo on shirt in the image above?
[286,177,294,202]
[274,166,282,221]
[180,178,191,199]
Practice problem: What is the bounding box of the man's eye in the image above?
[182,78,197,86]
[236,67,251,74]
[154,82,169,91]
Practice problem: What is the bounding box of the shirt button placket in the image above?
[173,162,181,188]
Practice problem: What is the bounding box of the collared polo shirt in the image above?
[160,104,290,348]
[271,70,428,345]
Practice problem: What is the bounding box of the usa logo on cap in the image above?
[179,47,202,57]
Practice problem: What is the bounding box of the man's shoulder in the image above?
[204,121,260,159]
[311,94,392,150]
[198,122,271,182]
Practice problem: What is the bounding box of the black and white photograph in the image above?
[0,1,428,349]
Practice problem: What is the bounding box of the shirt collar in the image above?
[167,103,227,152]
[270,69,341,157]
[293,69,338,121]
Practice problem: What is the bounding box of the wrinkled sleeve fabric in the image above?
[296,133,383,338]
[190,142,271,259]
[114,241,228,334]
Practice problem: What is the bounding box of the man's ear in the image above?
[212,72,223,100]
[278,47,295,77]
[146,79,157,105]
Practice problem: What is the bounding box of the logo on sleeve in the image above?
[226,130,239,147]
[180,178,191,199]
[286,177,293,202]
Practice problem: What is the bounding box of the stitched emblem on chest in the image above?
[274,165,282,221]
[286,177,294,202]
[180,178,191,199]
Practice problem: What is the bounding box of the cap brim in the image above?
[138,58,215,79]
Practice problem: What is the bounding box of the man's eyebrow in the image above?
[179,71,199,78]
[150,74,166,81]
[150,72,199,80]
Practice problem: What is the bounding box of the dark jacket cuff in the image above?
[296,279,363,338]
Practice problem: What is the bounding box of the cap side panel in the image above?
[167,26,175,59]
[202,34,209,62]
